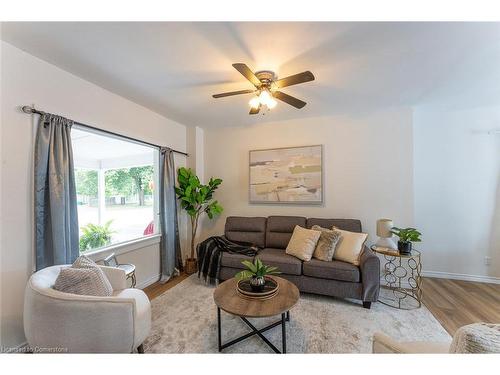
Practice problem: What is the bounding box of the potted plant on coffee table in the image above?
[390,227,422,255]
[175,167,223,274]
[235,259,281,292]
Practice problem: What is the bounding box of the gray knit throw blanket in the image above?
[196,236,260,285]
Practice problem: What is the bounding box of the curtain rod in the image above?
[21,105,189,157]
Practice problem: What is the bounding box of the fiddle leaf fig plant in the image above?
[390,227,422,243]
[175,167,223,260]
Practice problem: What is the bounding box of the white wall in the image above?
[186,126,206,248]
[201,105,500,284]
[186,126,205,183]
[200,108,415,244]
[0,41,188,348]
[414,105,500,281]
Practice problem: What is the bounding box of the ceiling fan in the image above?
[212,63,315,115]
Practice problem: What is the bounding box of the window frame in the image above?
[72,125,161,256]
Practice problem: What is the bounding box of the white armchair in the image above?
[373,323,500,353]
[24,264,151,353]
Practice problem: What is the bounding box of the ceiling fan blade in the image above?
[274,71,315,89]
[232,63,262,88]
[212,89,256,98]
[249,105,260,115]
[273,91,307,109]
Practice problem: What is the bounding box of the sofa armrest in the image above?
[359,246,380,302]
[99,265,128,291]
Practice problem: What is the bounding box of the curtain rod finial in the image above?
[22,105,34,114]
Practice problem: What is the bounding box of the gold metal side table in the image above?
[371,245,422,310]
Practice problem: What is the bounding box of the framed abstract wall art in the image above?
[249,145,323,204]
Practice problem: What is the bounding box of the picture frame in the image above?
[249,145,323,204]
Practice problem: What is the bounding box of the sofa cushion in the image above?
[256,248,303,275]
[303,258,360,282]
[220,252,255,269]
[307,218,362,233]
[225,216,267,248]
[266,216,307,249]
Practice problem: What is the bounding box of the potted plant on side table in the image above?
[175,167,223,274]
[390,227,422,255]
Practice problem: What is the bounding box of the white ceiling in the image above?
[2,22,500,128]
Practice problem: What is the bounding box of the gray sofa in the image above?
[218,216,380,308]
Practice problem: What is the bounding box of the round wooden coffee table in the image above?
[213,276,299,354]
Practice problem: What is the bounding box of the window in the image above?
[72,127,159,253]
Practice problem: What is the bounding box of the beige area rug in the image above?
[143,275,451,353]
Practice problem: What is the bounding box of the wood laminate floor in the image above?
[143,272,190,300]
[421,277,500,335]
[144,274,500,337]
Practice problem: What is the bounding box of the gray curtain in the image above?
[159,148,182,282]
[34,113,79,271]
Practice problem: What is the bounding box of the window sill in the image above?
[85,234,161,262]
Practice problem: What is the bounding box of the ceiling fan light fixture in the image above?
[249,96,260,109]
[259,90,272,105]
[266,97,277,109]
[258,89,277,109]
[213,63,314,114]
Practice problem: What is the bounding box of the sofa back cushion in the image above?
[266,216,307,249]
[307,218,362,233]
[224,216,267,248]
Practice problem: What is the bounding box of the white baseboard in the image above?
[136,274,161,289]
[422,270,500,285]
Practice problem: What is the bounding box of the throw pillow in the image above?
[332,228,368,266]
[72,254,98,269]
[449,323,500,353]
[285,225,321,261]
[311,225,342,261]
[53,255,113,296]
